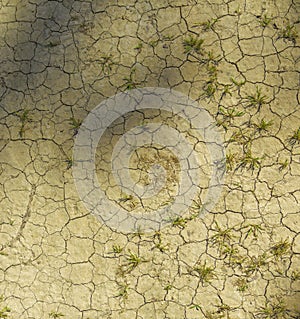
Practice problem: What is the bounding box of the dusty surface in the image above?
[0,0,300,318]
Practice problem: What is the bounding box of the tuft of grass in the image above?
[245,253,268,275]
[278,159,289,171]
[238,149,261,170]
[18,109,30,137]
[125,250,144,271]
[225,152,236,172]
[210,222,235,252]
[235,278,249,292]
[256,297,289,319]
[100,54,114,75]
[291,270,300,281]
[112,244,123,254]
[183,35,204,54]
[260,14,272,27]
[171,216,189,229]
[200,18,219,31]
[230,77,246,87]
[246,86,268,109]
[69,117,82,136]
[116,283,129,299]
[270,239,291,259]
[49,312,64,318]
[122,68,140,90]
[192,261,217,283]
[189,304,202,311]
[289,127,300,146]
[278,23,298,42]
[219,107,244,120]
[254,118,273,132]
[0,306,10,319]
[242,223,264,240]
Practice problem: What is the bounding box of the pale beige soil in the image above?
[0,0,300,318]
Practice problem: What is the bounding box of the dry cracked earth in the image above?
[0,0,300,318]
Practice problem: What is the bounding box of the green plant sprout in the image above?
[49,311,64,318]
[235,278,248,292]
[189,304,202,311]
[238,149,261,170]
[219,107,245,120]
[278,159,289,171]
[256,297,289,319]
[0,306,10,319]
[192,261,217,283]
[18,109,30,137]
[289,127,300,146]
[69,117,82,136]
[254,118,273,132]
[225,152,236,172]
[200,18,219,31]
[270,239,291,259]
[116,283,129,299]
[122,68,139,90]
[153,231,169,252]
[242,223,264,240]
[112,244,123,254]
[246,86,268,109]
[260,14,272,27]
[203,82,217,98]
[278,23,298,42]
[211,222,235,251]
[183,35,204,54]
[245,253,268,275]
[291,270,300,281]
[125,250,144,271]
[230,77,246,87]
[100,54,114,74]
[171,216,189,228]
[134,42,143,52]
[163,284,173,291]
[65,158,73,170]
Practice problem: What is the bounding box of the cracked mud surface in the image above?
[0,0,300,318]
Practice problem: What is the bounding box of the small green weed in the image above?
[291,270,300,281]
[200,18,219,31]
[242,223,264,240]
[219,107,244,120]
[100,54,114,75]
[270,239,291,259]
[49,311,64,318]
[245,253,268,275]
[183,35,204,54]
[122,68,140,90]
[278,159,289,171]
[211,222,235,251]
[254,118,273,132]
[65,158,73,170]
[0,306,10,319]
[116,283,129,299]
[225,152,236,172]
[17,109,30,137]
[112,244,123,254]
[278,23,298,42]
[189,304,202,311]
[238,149,261,170]
[171,216,189,229]
[246,86,268,109]
[192,261,217,283]
[256,297,289,319]
[69,117,82,136]
[260,14,272,27]
[289,127,300,146]
[235,278,248,292]
[230,77,246,87]
[125,250,144,271]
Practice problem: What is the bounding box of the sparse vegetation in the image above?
[125,250,144,271]
[278,23,298,42]
[183,35,204,54]
[235,278,249,292]
[100,54,114,74]
[112,244,123,254]
[246,86,269,109]
[256,297,289,319]
[192,261,217,283]
[17,109,30,137]
[49,311,64,318]
[69,117,82,136]
[200,18,219,31]
[238,149,262,170]
[260,14,272,27]
[270,239,291,259]
[289,127,300,146]
[254,118,273,132]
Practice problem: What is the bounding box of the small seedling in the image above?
[192,261,217,283]
[65,158,73,170]
[164,284,173,291]
[134,42,143,52]
[171,216,189,229]
[242,223,264,240]
[0,306,10,319]
[17,109,30,137]
[211,222,235,251]
[246,86,268,109]
[278,23,298,42]
[289,127,300,146]
[225,152,236,172]
[230,77,246,87]
[125,250,144,271]
[200,18,219,31]
[189,304,202,311]
[112,244,123,254]
[122,68,139,90]
[49,312,64,318]
[256,297,289,319]
[203,82,217,97]
[219,107,244,120]
[183,35,204,54]
[239,149,261,170]
[270,239,291,259]
[245,253,268,275]
[100,54,114,75]
[117,283,129,299]
[291,270,300,281]
[130,226,144,239]
[254,118,273,132]
[235,278,248,292]
[69,117,82,136]
[260,14,272,27]
[278,159,289,171]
